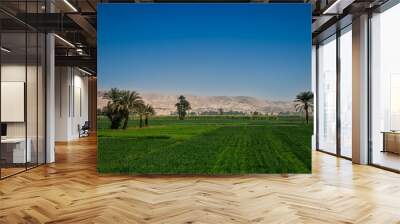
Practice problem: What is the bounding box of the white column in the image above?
[46,32,55,163]
[312,45,317,150]
[352,14,369,164]
[55,67,74,141]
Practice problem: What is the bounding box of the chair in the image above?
[79,121,90,138]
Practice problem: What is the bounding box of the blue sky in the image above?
[98,4,311,101]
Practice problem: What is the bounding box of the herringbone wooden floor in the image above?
[1,136,400,224]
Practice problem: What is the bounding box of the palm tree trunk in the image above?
[145,116,148,127]
[139,115,143,128]
[111,120,119,129]
[305,108,309,124]
[122,115,129,129]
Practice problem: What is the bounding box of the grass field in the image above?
[97,116,312,174]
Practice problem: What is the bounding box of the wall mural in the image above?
[97,3,312,174]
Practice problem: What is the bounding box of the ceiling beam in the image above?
[55,55,97,74]
[67,13,97,46]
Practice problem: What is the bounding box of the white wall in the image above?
[72,73,89,138]
[1,63,46,164]
[55,67,70,141]
[1,65,40,138]
[1,65,26,135]
[55,67,89,141]
[1,82,25,122]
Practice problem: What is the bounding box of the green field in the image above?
[97,116,312,174]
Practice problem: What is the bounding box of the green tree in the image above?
[103,88,143,129]
[136,103,146,128]
[104,88,121,102]
[175,95,191,120]
[294,91,314,124]
[105,102,124,129]
[104,88,124,129]
[144,104,155,127]
[120,90,143,129]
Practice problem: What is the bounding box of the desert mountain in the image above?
[97,91,297,115]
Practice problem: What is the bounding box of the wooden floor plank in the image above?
[0,136,400,223]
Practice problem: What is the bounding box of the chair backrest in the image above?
[82,121,90,129]
[1,123,7,137]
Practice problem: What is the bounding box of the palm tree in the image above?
[175,95,191,120]
[104,88,121,102]
[120,91,143,129]
[105,101,124,129]
[104,88,124,129]
[144,104,155,127]
[136,103,146,128]
[294,91,314,124]
[103,88,144,129]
